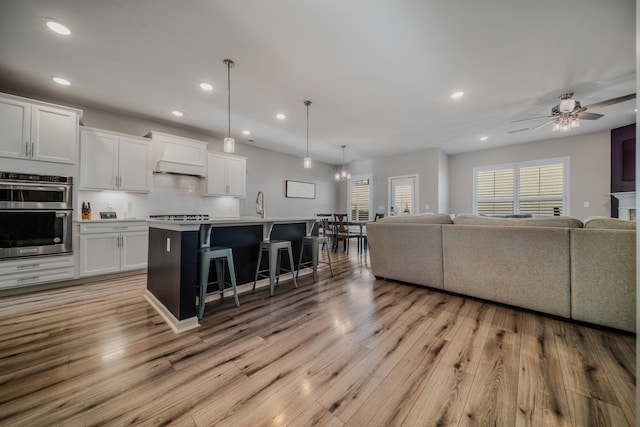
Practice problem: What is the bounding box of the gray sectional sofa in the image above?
[366,213,636,332]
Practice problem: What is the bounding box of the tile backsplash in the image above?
[76,173,239,220]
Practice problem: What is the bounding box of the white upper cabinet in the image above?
[205,152,246,197]
[80,127,151,192]
[0,94,79,164]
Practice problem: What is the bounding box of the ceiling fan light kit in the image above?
[512,92,636,134]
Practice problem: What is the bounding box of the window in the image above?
[389,175,418,215]
[474,158,568,216]
[349,175,371,221]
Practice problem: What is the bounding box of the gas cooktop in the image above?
[149,214,210,221]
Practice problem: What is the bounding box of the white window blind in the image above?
[518,163,565,216]
[394,185,413,214]
[476,168,514,216]
[350,177,371,221]
[474,158,568,216]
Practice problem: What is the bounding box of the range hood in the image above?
[148,131,207,177]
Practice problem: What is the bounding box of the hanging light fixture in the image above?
[303,100,312,169]
[223,59,235,153]
[335,145,351,181]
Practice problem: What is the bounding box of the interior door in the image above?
[389,175,417,215]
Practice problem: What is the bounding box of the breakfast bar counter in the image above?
[144,217,315,332]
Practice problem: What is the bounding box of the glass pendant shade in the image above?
[224,137,235,153]
[223,59,235,153]
[303,100,312,168]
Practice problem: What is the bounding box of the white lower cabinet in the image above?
[79,221,148,277]
[0,255,74,290]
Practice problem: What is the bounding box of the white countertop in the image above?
[146,216,316,231]
[74,218,147,223]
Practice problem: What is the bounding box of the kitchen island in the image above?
[144,217,315,332]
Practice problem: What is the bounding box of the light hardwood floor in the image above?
[0,247,635,426]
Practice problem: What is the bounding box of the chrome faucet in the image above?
[256,191,265,218]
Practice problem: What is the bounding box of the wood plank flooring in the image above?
[0,247,635,426]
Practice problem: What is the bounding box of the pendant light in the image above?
[303,100,312,168]
[335,145,351,181]
[223,59,235,153]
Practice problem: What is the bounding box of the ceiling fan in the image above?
[509,92,636,133]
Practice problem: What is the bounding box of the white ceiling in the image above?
[0,0,636,165]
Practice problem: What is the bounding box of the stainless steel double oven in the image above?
[0,172,73,259]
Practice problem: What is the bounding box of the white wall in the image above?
[338,148,449,216]
[448,130,611,219]
[76,106,338,218]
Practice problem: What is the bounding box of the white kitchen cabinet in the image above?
[0,255,75,290]
[205,152,246,197]
[79,221,148,277]
[80,127,151,192]
[0,93,79,164]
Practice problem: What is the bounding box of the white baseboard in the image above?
[143,289,200,333]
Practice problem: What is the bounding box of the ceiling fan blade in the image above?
[509,115,552,123]
[530,119,553,132]
[576,112,604,120]
[583,93,636,110]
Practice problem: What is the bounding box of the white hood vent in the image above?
[148,131,207,177]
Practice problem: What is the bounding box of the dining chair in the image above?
[332,213,359,254]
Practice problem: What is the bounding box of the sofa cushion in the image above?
[584,217,636,230]
[513,216,583,228]
[442,225,571,317]
[379,213,453,224]
[453,214,517,226]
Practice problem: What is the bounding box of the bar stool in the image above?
[198,246,239,320]
[297,221,334,281]
[253,239,298,296]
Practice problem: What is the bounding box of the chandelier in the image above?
[335,145,351,181]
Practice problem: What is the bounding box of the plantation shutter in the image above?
[474,158,567,217]
[518,163,564,216]
[350,178,370,221]
[393,184,413,214]
[475,168,514,215]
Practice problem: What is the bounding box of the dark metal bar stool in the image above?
[198,246,239,320]
[297,221,333,281]
[253,239,298,296]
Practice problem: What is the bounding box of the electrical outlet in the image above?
[425,204,430,210]
[583,201,590,208]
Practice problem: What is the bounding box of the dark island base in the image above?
[147,222,311,323]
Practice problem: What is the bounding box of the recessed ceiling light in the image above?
[172,110,184,117]
[480,136,488,141]
[276,113,286,120]
[242,130,251,135]
[199,82,213,91]
[43,18,71,35]
[451,91,464,99]
[52,76,70,86]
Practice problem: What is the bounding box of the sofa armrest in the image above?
[366,223,444,289]
[570,228,636,332]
